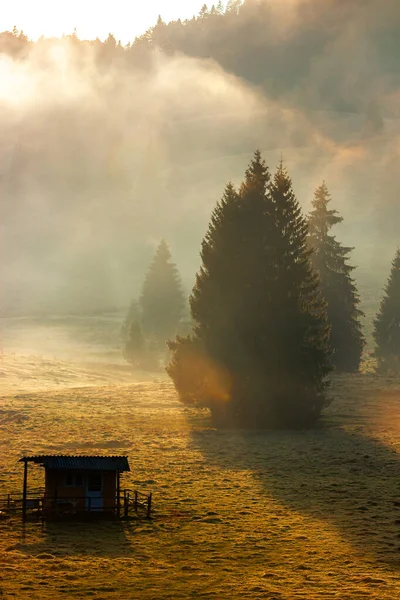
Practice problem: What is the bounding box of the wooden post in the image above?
[147,493,152,519]
[53,482,58,516]
[123,490,126,517]
[22,459,28,522]
[116,472,121,518]
[134,490,138,512]
[7,494,10,511]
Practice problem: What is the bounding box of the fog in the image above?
[1,4,399,315]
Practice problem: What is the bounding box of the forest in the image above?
[1,0,399,116]
[1,0,399,318]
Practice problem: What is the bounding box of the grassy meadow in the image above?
[0,317,399,599]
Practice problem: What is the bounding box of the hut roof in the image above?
[19,455,130,472]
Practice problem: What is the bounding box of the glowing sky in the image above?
[1,0,209,43]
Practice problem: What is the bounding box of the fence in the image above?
[0,488,152,521]
[123,489,152,519]
[0,488,44,516]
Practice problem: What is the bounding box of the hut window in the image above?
[87,474,102,492]
[65,473,84,487]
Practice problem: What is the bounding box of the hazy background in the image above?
[1,0,399,316]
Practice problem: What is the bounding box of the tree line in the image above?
[3,0,398,116]
[126,151,400,428]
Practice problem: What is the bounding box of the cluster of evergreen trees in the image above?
[121,150,399,425]
[164,151,399,429]
[168,154,332,428]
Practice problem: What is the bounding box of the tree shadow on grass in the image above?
[15,518,155,559]
[189,375,400,568]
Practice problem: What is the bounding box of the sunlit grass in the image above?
[0,356,399,599]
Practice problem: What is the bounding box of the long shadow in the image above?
[189,375,400,568]
[16,518,154,559]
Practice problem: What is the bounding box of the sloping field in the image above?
[0,352,159,393]
[0,364,399,599]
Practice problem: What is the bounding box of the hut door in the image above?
[85,474,103,511]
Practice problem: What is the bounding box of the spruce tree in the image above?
[308,182,364,372]
[168,152,331,428]
[373,248,400,373]
[123,321,146,367]
[216,1,224,14]
[140,240,185,346]
[266,162,332,424]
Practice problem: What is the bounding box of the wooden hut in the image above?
[19,455,130,520]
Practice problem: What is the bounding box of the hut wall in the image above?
[102,471,117,509]
[44,470,117,511]
[44,470,85,510]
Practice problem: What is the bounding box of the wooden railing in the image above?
[0,489,152,521]
[0,489,45,515]
[122,489,152,519]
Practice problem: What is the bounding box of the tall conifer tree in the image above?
[140,240,185,345]
[373,248,400,373]
[266,163,331,423]
[308,182,364,371]
[168,152,331,428]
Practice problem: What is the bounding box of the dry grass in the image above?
[0,350,399,598]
